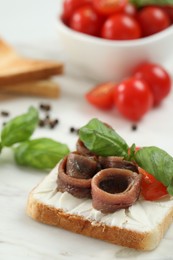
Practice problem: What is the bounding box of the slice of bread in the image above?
[0,80,60,98]
[27,164,173,251]
[0,39,63,86]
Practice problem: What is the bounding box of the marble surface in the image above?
[1,0,173,259]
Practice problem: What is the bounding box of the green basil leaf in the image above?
[79,118,129,157]
[128,143,136,161]
[134,146,173,193]
[130,0,173,7]
[167,177,173,196]
[1,107,39,147]
[14,138,70,170]
[0,142,2,153]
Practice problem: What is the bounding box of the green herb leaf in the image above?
[134,146,173,195]
[1,107,39,147]
[79,118,129,157]
[130,0,173,7]
[0,142,2,153]
[167,177,173,195]
[14,138,70,170]
[128,143,136,161]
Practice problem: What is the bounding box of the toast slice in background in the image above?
[0,80,60,98]
[27,164,173,251]
[0,39,63,86]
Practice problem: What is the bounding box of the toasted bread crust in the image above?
[0,38,63,86]
[0,59,63,86]
[27,190,173,251]
[0,80,60,98]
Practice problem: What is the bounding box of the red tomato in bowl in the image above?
[161,5,173,23]
[69,5,102,36]
[62,0,92,22]
[122,2,137,17]
[86,82,116,110]
[114,77,153,121]
[137,6,170,37]
[93,0,127,16]
[134,63,172,106]
[101,14,141,40]
[138,167,168,201]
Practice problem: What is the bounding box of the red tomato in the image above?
[69,5,102,36]
[134,63,172,106]
[114,77,153,121]
[93,0,127,16]
[161,5,173,24]
[86,82,116,109]
[101,14,141,40]
[122,3,137,17]
[139,167,168,201]
[62,0,92,22]
[137,6,170,37]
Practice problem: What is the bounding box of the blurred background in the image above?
[0,0,58,44]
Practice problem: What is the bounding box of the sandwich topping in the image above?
[57,154,92,199]
[98,156,138,172]
[57,139,142,213]
[57,140,99,199]
[92,168,142,213]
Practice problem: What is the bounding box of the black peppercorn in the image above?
[70,127,79,134]
[39,103,51,111]
[131,124,137,131]
[1,111,9,117]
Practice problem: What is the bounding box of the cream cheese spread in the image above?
[33,164,173,232]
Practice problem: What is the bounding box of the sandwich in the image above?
[27,118,173,251]
[0,38,63,98]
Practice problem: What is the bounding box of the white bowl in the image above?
[57,13,173,82]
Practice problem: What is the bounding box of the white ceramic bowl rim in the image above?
[57,14,173,47]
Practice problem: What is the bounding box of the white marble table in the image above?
[1,1,173,259]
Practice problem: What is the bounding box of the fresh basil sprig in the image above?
[0,107,70,170]
[14,138,70,170]
[134,147,173,195]
[130,0,173,7]
[79,118,129,158]
[1,106,39,147]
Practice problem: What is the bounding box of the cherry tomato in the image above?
[134,63,172,106]
[114,77,153,121]
[101,14,141,40]
[161,5,173,24]
[86,82,116,109]
[138,167,168,201]
[93,0,127,16]
[62,0,92,22]
[69,5,102,36]
[122,3,137,17]
[137,6,170,37]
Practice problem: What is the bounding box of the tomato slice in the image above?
[138,167,168,201]
[85,82,116,110]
